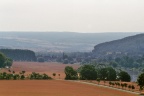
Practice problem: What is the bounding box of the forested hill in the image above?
[0,49,37,61]
[92,33,144,58]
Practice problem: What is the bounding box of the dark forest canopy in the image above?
[0,49,36,61]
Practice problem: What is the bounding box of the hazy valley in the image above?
[0,32,140,52]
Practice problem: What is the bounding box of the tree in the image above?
[128,85,132,91]
[64,66,78,80]
[118,71,131,82]
[97,78,100,85]
[22,71,26,74]
[52,73,56,78]
[80,65,97,80]
[109,81,112,86]
[58,74,60,79]
[20,75,25,80]
[4,58,13,67]
[107,67,116,81]
[0,52,13,68]
[131,85,135,91]
[124,83,128,89]
[121,83,124,89]
[0,52,6,68]
[117,82,120,88]
[112,82,115,87]
[137,73,144,92]
[98,67,116,81]
[13,74,20,80]
[99,68,107,80]
[42,74,49,79]
[115,82,118,87]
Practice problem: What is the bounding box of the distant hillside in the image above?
[0,32,141,52]
[92,33,144,58]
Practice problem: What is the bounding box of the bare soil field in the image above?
[0,80,138,96]
[0,62,140,96]
[2,62,80,79]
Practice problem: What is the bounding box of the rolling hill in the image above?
[92,33,144,58]
[0,32,141,52]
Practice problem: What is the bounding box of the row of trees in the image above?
[0,71,52,80]
[65,65,144,92]
[109,82,135,91]
[64,65,131,82]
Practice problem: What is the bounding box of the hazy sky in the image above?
[0,0,144,33]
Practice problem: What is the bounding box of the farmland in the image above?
[0,80,138,96]
[0,62,140,96]
[1,62,80,79]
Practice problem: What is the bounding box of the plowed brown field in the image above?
[0,80,138,96]
[2,62,80,79]
[0,62,139,96]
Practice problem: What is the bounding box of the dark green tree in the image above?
[4,58,13,67]
[0,52,13,68]
[124,83,128,89]
[97,78,100,84]
[58,74,60,79]
[137,73,144,92]
[20,75,25,80]
[98,67,116,81]
[52,73,56,78]
[80,65,97,80]
[128,85,132,91]
[131,85,135,91]
[0,52,6,68]
[107,67,116,81]
[99,68,107,80]
[118,71,131,82]
[64,66,78,80]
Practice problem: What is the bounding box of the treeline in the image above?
[0,71,52,80]
[65,65,131,82]
[93,55,144,70]
[0,49,37,61]
[36,51,144,70]
[36,52,91,63]
[65,64,144,92]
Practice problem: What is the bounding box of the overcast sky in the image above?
[0,0,144,33]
